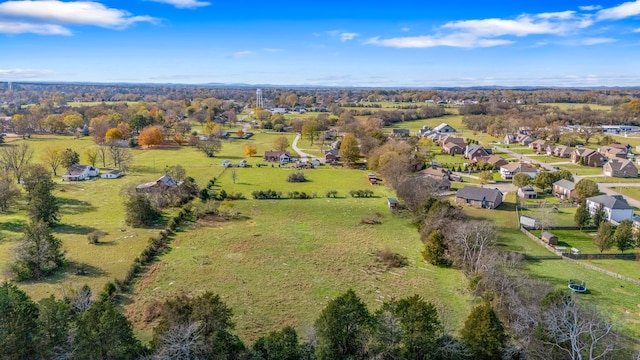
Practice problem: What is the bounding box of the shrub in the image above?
[288,191,312,199]
[287,172,307,182]
[251,189,282,199]
[376,249,409,269]
[87,230,106,244]
[349,189,374,198]
[326,190,338,198]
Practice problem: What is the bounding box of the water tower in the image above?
[256,88,264,108]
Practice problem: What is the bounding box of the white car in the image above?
[238,160,247,167]
[221,160,231,167]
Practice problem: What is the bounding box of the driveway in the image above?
[292,134,319,162]
[493,146,555,171]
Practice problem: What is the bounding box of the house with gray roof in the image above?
[433,123,456,133]
[464,144,490,159]
[603,158,638,178]
[455,186,503,209]
[552,179,576,200]
[586,194,634,223]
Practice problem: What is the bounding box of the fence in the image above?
[518,203,577,209]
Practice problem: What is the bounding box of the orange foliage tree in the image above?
[244,143,257,157]
[105,128,123,142]
[138,126,164,148]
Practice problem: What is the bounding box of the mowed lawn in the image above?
[612,187,640,202]
[126,198,474,344]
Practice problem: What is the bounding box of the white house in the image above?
[100,169,123,179]
[499,162,538,179]
[433,123,457,133]
[62,165,99,181]
[586,195,634,224]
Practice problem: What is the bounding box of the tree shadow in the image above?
[54,223,99,235]
[0,219,27,233]
[67,261,108,278]
[58,197,97,214]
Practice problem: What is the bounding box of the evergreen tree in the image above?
[0,282,40,360]
[11,221,65,281]
[254,326,307,360]
[574,202,591,230]
[460,302,507,360]
[124,193,161,227]
[315,289,372,360]
[37,296,74,359]
[614,219,635,253]
[422,230,451,266]
[28,177,59,225]
[74,300,142,360]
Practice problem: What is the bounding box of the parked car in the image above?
[221,160,231,167]
[238,160,247,167]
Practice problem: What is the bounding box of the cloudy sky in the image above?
[1,0,640,86]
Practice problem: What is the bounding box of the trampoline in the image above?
[568,279,587,293]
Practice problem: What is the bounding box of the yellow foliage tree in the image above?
[244,143,257,157]
[105,128,123,142]
[173,133,186,146]
[138,126,164,148]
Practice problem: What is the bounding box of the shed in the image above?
[519,215,539,229]
[387,198,399,209]
[541,231,559,245]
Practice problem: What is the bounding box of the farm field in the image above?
[538,103,613,111]
[126,199,474,344]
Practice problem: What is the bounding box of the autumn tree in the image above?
[138,125,164,148]
[614,219,635,253]
[85,147,99,167]
[301,119,319,145]
[339,133,360,166]
[105,128,123,142]
[41,147,64,176]
[116,122,132,139]
[63,112,83,131]
[11,221,65,281]
[594,221,614,253]
[0,142,33,183]
[173,133,186,146]
[478,171,493,186]
[273,135,289,151]
[244,143,257,157]
[89,115,111,144]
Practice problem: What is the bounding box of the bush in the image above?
[288,191,312,199]
[349,189,374,198]
[251,189,282,199]
[376,249,409,269]
[287,172,307,182]
[326,190,338,198]
[87,230,105,244]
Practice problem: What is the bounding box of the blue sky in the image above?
[1,0,640,87]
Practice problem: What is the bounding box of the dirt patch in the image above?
[136,262,163,293]
[230,239,255,253]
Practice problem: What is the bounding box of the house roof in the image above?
[501,162,537,172]
[392,128,410,134]
[520,185,536,192]
[137,174,180,190]
[456,186,503,204]
[605,143,629,150]
[553,179,575,191]
[474,155,507,165]
[442,135,466,144]
[542,231,557,239]
[600,146,627,155]
[434,123,455,132]
[64,165,91,176]
[443,142,463,150]
[420,167,450,178]
[555,145,572,154]
[465,144,488,155]
[586,194,633,210]
[606,158,637,173]
[106,169,122,175]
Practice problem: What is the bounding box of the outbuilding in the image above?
[541,231,559,245]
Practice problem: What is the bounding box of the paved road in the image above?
[493,146,555,171]
[292,134,319,162]
[596,182,640,209]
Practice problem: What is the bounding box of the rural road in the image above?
[592,181,640,209]
[493,146,555,171]
[292,134,319,162]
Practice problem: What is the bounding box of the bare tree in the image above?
[85,147,99,167]
[0,142,33,183]
[451,221,497,274]
[0,174,21,212]
[97,145,108,168]
[151,322,203,360]
[540,293,617,360]
[108,145,133,172]
[41,147,64,176]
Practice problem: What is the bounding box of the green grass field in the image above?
[529,229,639,255]
[126,199,474,344]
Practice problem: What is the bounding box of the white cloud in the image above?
[262,48,283,53]
[581,37,617,45]
[579,5,602,11]
[536,10,576,20]
[0,21,70,35]
[634,27,640,32]
[597,0,640,20]
[442,15,579,37]
[365,34,514,48]
[0,68,54,78]
[401,26,410,32]
[0,1,158,33]
[233,50,254,58]
[146,0,210,9]
[326,30,359,42]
